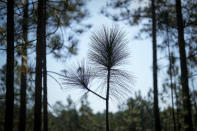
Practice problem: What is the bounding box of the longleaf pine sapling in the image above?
[63,25,133,131]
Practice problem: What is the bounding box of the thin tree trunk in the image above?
[106,69,110,131]
[19,0,28,130]
[168,48,176,131]
[191,79,197,129]
[4,0,14,130]
[43,0,48,130]
[174,86,181,131]
[175,0,193,130]
[34,0,44,130]
[166,20,176,131]
[191,79,197,111]
[151,0,161,130]
[43,42,48,131]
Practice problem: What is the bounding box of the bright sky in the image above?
[47,0,157,113]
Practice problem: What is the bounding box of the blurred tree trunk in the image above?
[19,0,28,130]
[191,79,197,129]
[174,85,181,131]
[34,0,44,130]
[151,0,161,130]
[175,0,193,130]
[166,15,176,131]
[43,0,48,130]
[168,49,176,131]
[4,0,14,130]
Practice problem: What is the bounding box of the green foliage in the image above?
[0,91,197,130]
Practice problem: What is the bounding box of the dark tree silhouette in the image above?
[151,0,161,130]
[63,26,133,131]
[19,0,28,130]
[4,0,14,130]
[175,0,193,130]
[43,0,48,130]
[34,0,44,130]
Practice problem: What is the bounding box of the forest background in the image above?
[0,0,197,131]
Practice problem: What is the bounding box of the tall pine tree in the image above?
[43,0,48,130]
[175,0,193,130]
[19,0,29,130]
[4,0,14,130]
[34,0,44,130]
[152,0,161,130]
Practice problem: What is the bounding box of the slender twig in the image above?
[87,88,106,100]
[189,73,197,78]
[47,71,66,78]
[47,74,63,89]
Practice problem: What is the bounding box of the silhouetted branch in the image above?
[0,48,6,51]
[47,74,63,89]
[47,71,66,78]
[62,61,106,100]
[86,88,106,100]
[189,73,197,78]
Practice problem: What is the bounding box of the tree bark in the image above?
[43,0,48,130]
[175,0,193,130]
[4,0,14,130]
[34,0,44,130]
[19,0,28,130]
[151,0,161,130]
